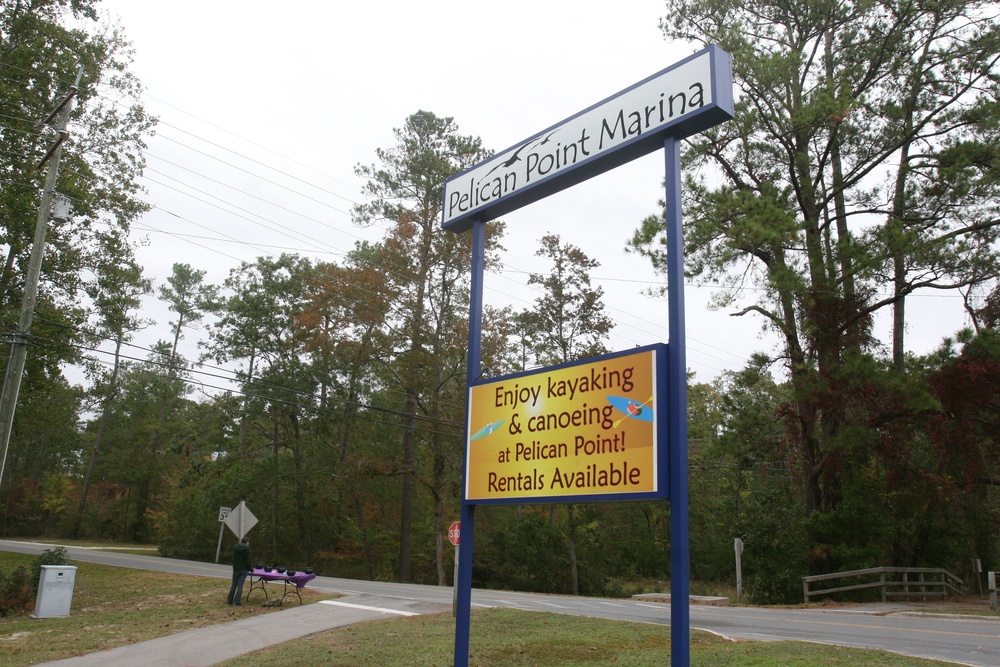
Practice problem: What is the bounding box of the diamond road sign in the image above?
[222,501,257,540]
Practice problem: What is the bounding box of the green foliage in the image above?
[472,503,674,598]
[0,0,155,547]
[807,470,889,574]
[30,547,72,594]
[508,235,618,595]
[0,374,83,536]
[348,111,498,584]
[1,2,996,601]
[629,0,1000,598]
[0,0,154,352]
[0,566,32,617]
[922,329,1000,570]
[519,234,614,366]
[474,507,572,593]
[155,483,227,563]
[738,479,809,604]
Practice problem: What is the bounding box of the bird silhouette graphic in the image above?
[484,140,534,177]
[483,130,560,178]
[535,130,558,146]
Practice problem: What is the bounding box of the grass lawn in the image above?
[0,549,980,667]
[0,551,326,666]
[213,607,968,667]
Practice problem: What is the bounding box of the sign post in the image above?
[443,45,733,667]
[449,521,461,614]
[734,538,744,604]
[215,506,232,563]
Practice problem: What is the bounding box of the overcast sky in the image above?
[88,0,969,389]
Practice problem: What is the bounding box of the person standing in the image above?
[227,536,253,606]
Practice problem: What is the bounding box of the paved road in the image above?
[3,540,998,666]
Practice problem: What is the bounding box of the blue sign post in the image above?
[444,45,733,667]
[664,133,691,665]
[453,220,485,664]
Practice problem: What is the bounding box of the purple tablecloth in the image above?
[250,568,317,588]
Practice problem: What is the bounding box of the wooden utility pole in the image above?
[0,69,82,486]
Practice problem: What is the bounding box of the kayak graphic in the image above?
[469,420,505,441]
[606,396,655,425]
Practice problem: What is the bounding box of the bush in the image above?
[0,547,75,617]
[31,547,72,594]
[0,566,33,616]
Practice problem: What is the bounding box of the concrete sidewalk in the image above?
[35,594,450,667]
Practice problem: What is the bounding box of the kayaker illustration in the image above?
[606,396,655,427]
[469,420,505,441]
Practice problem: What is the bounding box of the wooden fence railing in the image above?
[802,567,963,603]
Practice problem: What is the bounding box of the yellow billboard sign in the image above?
[465,345,667,503]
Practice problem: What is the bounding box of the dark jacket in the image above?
[232,543,253,572]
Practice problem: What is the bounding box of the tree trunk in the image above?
[271,418,279,558]
[75,335,124,537]
[291,414,308,563]
[398,225,432,583]
[355,494,375,580]
[398,392,416,582]
[434,489,446,586]
[826,30,860,349]
[890,141,913,371]
[567,504,579,595]
[238,349,256,448]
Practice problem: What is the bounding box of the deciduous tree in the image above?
[75,231,152,535]
[629,0,1000,572]
[353,110,497,583]
[516,233,614,595]
[0,0,153,531]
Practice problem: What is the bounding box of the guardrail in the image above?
[802,567,963,603]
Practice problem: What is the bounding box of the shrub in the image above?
[31,547,72,594]
[0,566,33,616]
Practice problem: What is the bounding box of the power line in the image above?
[79,83,757,373]
[31,310,473,424]
[6,68,754,380]
[26,328,468,438]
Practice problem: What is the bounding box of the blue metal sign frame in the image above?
[447,45,733,667]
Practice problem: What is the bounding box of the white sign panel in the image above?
[223,500,258,540]
[442,45,733,232]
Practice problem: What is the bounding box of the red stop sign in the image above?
[448,521,461,546]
